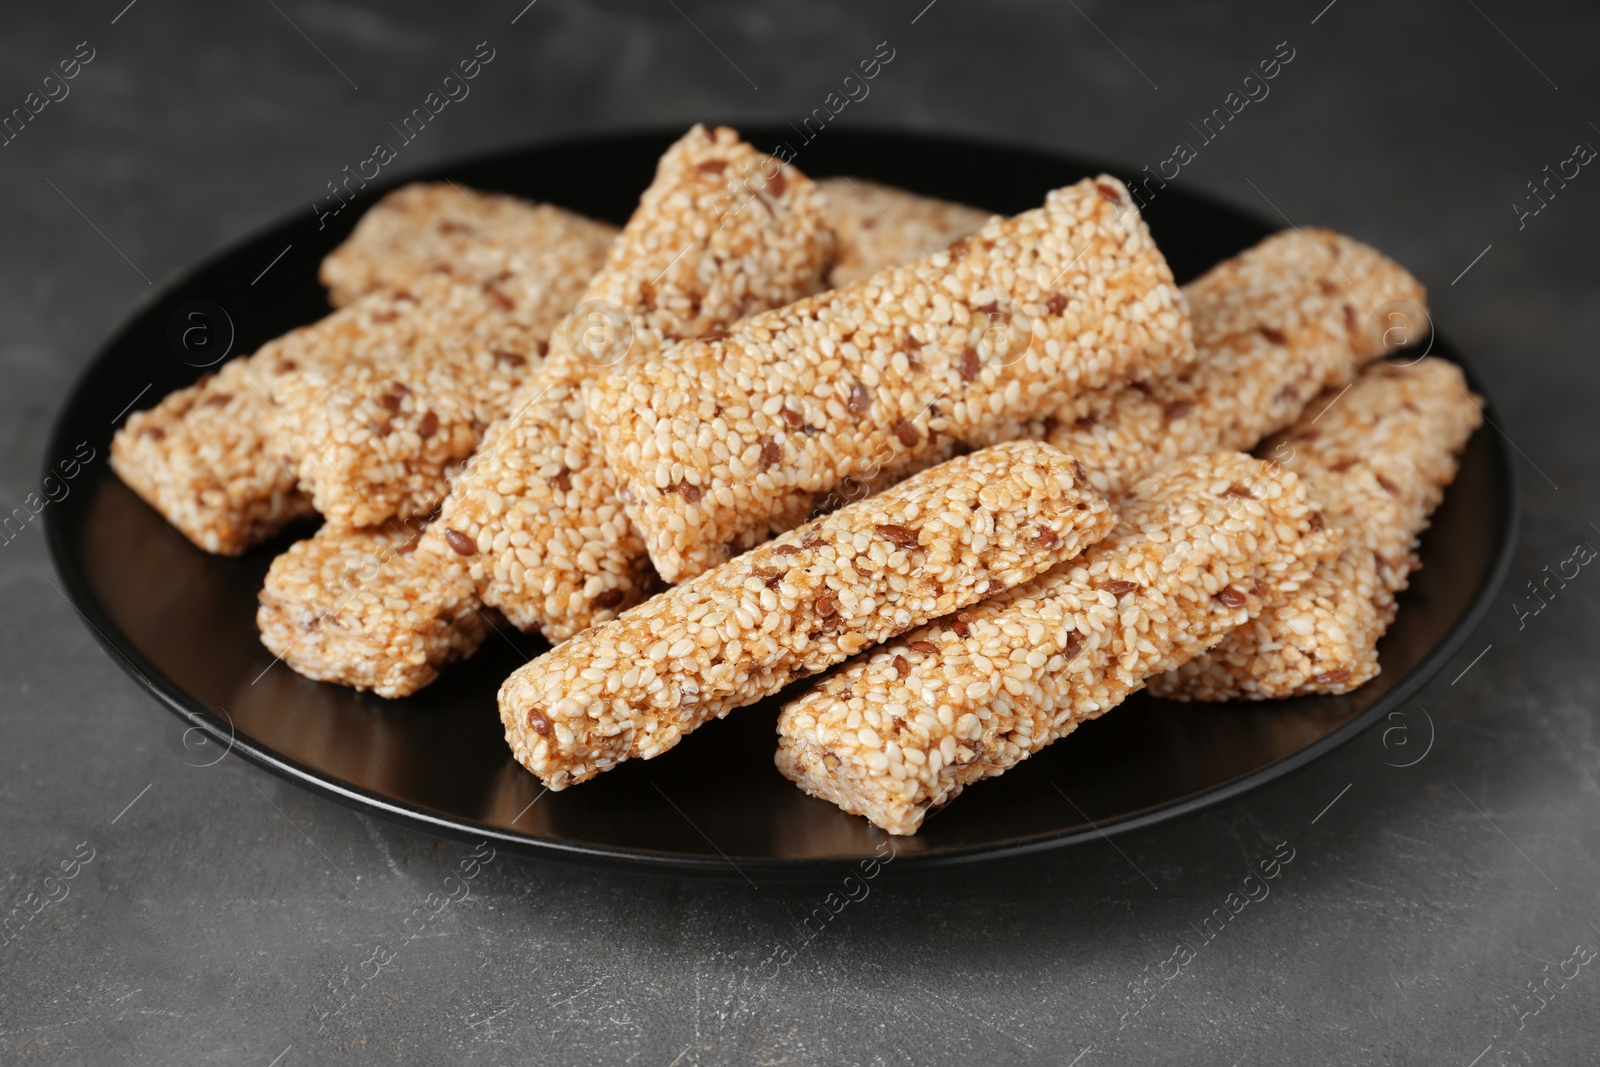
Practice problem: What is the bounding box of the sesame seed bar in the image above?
[256,518,489,698]
[775,451,1338,835]
[817,177,995,288]
[421,124,835,639]
[267,214,618,530]
[1148,358,1481,700]
[499,440,1115,789]
[111,357,315,555]
[591,175,1193,583]
[319,182,618,308]
[1042,228,1428,499]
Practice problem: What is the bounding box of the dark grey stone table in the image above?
[4,2,1596,1063]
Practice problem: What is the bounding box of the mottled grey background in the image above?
[3,1,1597,1064]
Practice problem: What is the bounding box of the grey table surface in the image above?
[3,1,1597,1063]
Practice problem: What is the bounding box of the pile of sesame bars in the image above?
[112,125,1482,835]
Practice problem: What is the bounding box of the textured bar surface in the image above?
[591,175,1192,582]
[112,285,489,555]
[256,518,489,698]
[500,441,1115,789]
[776,451,1338,835]
[267,215,616,529]
[1149,358,1481,700]
[319,183,618,307]
[1043,228,1428,498]
[817,177,994,288]
[111,357,314,555]
[420,124,834,639]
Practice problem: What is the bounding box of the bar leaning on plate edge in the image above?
[106,125,1483,837]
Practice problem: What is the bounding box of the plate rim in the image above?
[43,127,1522,879]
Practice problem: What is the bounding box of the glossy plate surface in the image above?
[46,129,1518,877]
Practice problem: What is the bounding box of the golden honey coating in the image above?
[1149,358,1482,700]
[421,124,835,639]
[319,182,620,307]
[1043,228,1428,498]
[256,519,489,698]
[817,177,995,288]
[590,176,1192,584]
[776,451,1339,835]
[499,441,1115,790]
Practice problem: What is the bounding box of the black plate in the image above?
[45,128,1519,877]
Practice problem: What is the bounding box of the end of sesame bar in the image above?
[257,520,487,698]
[111,358,313,555]
[319,182,619,308]
[1044,228,1430,500]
